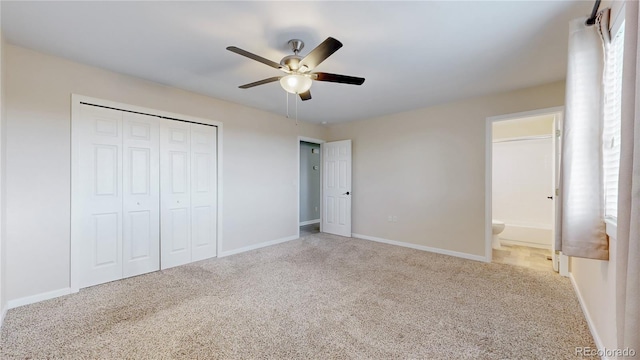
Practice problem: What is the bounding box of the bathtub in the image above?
[498,223,552,249]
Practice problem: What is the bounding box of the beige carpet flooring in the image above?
[1,233,594,359]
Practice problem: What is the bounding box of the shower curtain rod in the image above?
[493,134,552,144]
[585,0,601,26]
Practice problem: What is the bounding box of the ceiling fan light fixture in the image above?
[280,74,312,94]
[228,37,364,101]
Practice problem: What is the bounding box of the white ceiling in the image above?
[1,1,592,124]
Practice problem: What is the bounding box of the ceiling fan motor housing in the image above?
[281,55,303,71]
[280,39,307,71]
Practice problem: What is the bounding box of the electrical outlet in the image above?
[315,206,318,212]
[388,215,393,222]
[392,216,398,222]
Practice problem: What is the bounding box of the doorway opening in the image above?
[485,107,568,275]
[298,137,324,238]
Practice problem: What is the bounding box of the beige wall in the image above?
[571,254,617,350]
[4,44,327,302]
[492,114,554,140]
[326,81,565,257]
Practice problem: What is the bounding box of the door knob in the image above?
[343,191,350,195]
[547,196,553,200]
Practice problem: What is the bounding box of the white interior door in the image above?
[77,104,124,288]
[322,140,352,237]
[190,124,218,261]
[122,113,160,277]
[160,120,192,269]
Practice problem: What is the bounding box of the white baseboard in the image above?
[8,287,74,310]
[569,273,608,359]
[0,304,7,327]
[299,219,320,226]
[219,234,299,258]
[352,233,488,262]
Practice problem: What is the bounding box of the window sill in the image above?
[605,218,617,239]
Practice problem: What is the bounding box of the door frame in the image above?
[70,94,224,292]
[297,136,325,238]
[485,106,567,275]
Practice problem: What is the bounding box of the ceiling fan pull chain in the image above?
[295,93,299,126]
[286,91,290,119]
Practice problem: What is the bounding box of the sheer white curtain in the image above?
[558,12,608,260]
[616,0,639,352]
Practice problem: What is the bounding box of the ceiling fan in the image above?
[226,37,365,101]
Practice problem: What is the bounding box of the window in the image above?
[602,22,624,220]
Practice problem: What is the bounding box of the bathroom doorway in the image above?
[485,107,568,275]
[298,137,324,238]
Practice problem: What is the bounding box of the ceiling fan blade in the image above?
[298,37,343,70]
[226,46,286,70]
[299,90,312,101]
[238,76,282,89]
[312,72,365,85]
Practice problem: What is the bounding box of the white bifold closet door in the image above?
[77,105,124,288]
[77,105,160,288]
[160,121,217,269]
[77,103,217,287]
[122,112,160,278]
[189,124,218,262]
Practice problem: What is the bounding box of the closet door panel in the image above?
[129,210,151,258]
[160,121,192,269]
[169,208,189,251]
[190,124,217,261]
[123,113,160,278]
[77,105,124,288]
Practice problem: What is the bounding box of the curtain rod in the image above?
[585,0,601,26]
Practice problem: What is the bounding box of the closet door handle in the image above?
[343,191,350,195]
[547,196,553,200]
